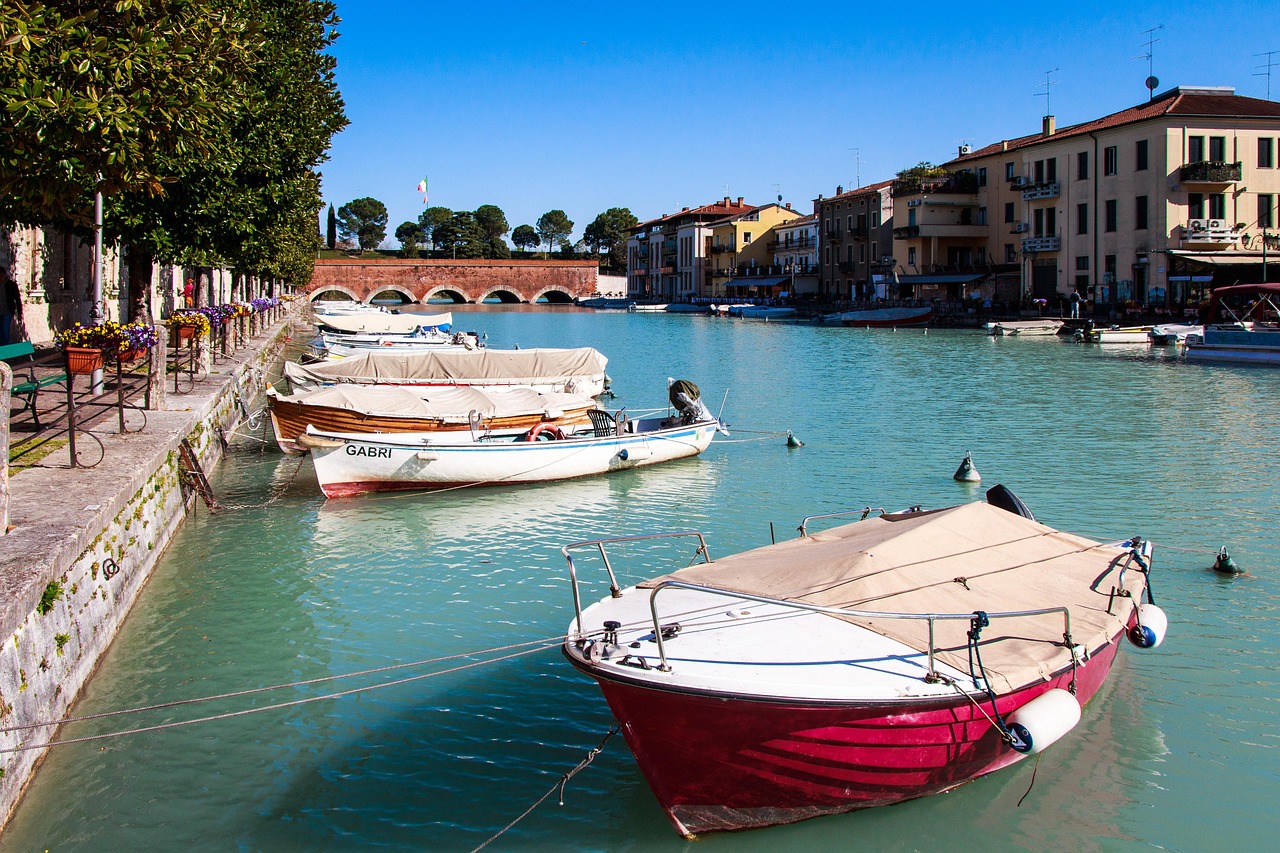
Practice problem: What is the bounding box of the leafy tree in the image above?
[895,161,947,180]
[583,207,638,272]
[418,206,453,250]
[535,209,573,257]
[338,197,388,250]
[433,211,485,258]
[474,204,509,258]
[512,224,539,253]
[395,220,424,257]
[326,204,337,249]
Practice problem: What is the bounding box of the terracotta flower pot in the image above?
[64,346,105,375]
[118,348,145,362]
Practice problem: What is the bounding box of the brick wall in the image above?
[307,259,599,303]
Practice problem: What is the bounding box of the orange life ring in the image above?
[524,423,565,442]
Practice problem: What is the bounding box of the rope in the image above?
[218,452,307,510]
[0,638,563,751]
[469,724,619,853]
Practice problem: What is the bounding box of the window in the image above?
[1045,207,1056,235]
[870,241,878,262]
[1005,202,1015,222]
[908,247,916,265]
[1006,161,1016,180]
[1077,151,1089,180]
[977,207,987,226]
[1189,136,1205,163]
[1076,256,1089,271]
[1261,138,1275,169]
[1136,140,1149,171]
[1005,244,1017,263]
[1105,254,1117,278]
[1209,136,1226,161]
[1105,199,1118,232]
[1189,193,1205,220]
[1259,194,1274,229]
[1034,160,1045,183]
[1135,196,1148,230]
[1046,157,1057,183]
[1076,274,1090,290]
[1034,207,1045,236]
[1104,146,1118,176]
[977,167,988,187]
[1077,202,1089,235]
[743,232,752,244]
[871,210,880,227]
[1209,193,1226,219]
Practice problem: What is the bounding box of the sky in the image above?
[319,1,1280,248]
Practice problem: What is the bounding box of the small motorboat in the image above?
[1148,323,1203,345]
[562,486,1167,837]
[985,319,1064,336]
[819,305,933,327]
[315,310,453,335]
[732,306,798,320]
[1083,324,1153,344]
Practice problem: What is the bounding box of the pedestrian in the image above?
[183,278,195,309]
[0,265,21,346]
[1070,289,1084,319]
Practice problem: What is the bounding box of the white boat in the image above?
[1148,322,1203,345]
[628,302,669,313]
[732,306,798,320]
[985,319,1063,336]
[283,346,609,398]
[312,301,388,316]
[664,303,711,314]
[1084,324,1152,344]
[315,311,453,335]
[1185,283,1280,365]
[561,485,1167,837]
[820,305,933,327]
[317,327,480,351]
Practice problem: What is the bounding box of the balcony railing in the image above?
[891,172,980,197]
[1179,161,1242,183]
[893,225,921,239]
[838,262,857,273]
[825,229,844,241]
[1021,181,1060,201]
[1021,235,1062,253]
[710,244,734,254]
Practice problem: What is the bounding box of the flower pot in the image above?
[118,348,145,362]
[64,346,105,375]
[177,325,196,340]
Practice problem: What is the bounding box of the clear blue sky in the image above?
[320,1,1280,248]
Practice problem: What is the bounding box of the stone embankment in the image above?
[0,305,305,828]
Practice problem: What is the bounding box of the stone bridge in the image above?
[306,258,599,304]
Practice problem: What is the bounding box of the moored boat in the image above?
[985,319,1064,336]
[1149,322,1203,345]
[1184,283,1280,365]
[732,305,798,320]
[820,305,933,327]
[579,297,636,310]
[1084,324,1152,344]
[314,310,453,335]
[561,487,1167,837]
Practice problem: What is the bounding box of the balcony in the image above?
[825,228,844,241]
[893,225,920,239]
[1182,218,1242,245]
[1179,161,1242,184]
[837,262,857,273]
[894,223,987,239]
[891,172,980,197]
[1021,181,1060,201]
[710,244,734,254]
[1021,235,1061,253]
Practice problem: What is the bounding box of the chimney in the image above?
[1001,140,1008,151]
[785,202,791,209]
[1043,115,1056,137]
[737,196,744,205]
[837,185,843,195]
[723,196,730,205]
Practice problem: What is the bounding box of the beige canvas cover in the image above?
[283,347,608,389]
[315,312,452,334]
[273,384,593,422]
[642,502,1146,693]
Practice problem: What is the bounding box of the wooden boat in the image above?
[820,305,933,327]
[985,319,1063,336]
[1185,283,1280,364]
[267,384,596,454]
[282,347,610,398]
[561,486,1167,837]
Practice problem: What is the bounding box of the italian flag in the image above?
[417,176,428,204]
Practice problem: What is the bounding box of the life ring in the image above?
[524,423,564,442]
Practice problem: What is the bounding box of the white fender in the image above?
[1006,688,1081,754]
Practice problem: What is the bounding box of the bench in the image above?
[2,341,68,428]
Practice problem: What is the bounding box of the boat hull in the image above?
[825,307,933,327]
[580,636,1121,837]
[1088,327,1152,344]
[985,320,1063,336]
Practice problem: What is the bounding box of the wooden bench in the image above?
[2,341,69,428]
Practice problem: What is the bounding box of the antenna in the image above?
[1035,69,1059,116]
[1136,25,1163,99]
[772,183,782,204]
[847,147,861,188]
[1256,50,1280,100]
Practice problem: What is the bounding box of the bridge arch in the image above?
[481,289,523,304]
[423,287,471,304]
[533,287,575,304]
[309,285,362,303]
[368,286,416,304]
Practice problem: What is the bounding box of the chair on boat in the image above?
[588,408,619,437]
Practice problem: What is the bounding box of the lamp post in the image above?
[1264,226,1270,282]
[91,178,105,394]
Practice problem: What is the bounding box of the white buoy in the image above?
[1127,602,1168,649]
[786,431,804,448]
[953,451,981,482]
[1006,688,1081,754]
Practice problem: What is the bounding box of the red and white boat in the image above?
[562,487,1167,837]
[820,305,933,327]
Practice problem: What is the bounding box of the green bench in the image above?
[2,341,69,428]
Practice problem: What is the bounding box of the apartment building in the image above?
[769,213,819,295]
[707,202,803,298]
[923,86,1280,311]
[627,197,756,300]
[814,181,894,300]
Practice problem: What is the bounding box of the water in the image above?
[4,308,1279,851]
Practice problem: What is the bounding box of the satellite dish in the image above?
[777,194,783,202]
[1145,75,1159,92]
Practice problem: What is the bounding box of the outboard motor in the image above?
[668,378,729,435]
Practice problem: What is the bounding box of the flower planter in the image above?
[64,346,105,375]
[118,348,146,363]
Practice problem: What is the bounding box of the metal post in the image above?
[91,184,105,394]
[1264,227,1270,282]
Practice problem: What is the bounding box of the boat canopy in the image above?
[1202,282,1280,322]
[283,346,608,389]
[316,312,453,334]
[272,384,593,422]
[641,501,1140,693]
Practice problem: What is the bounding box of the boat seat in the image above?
[587,408,618,437]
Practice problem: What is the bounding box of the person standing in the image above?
[183,278,195,309]
[1070,289,1084,319]
[0,265,22,346]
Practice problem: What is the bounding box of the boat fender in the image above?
[616,448,629,461]
[1007,688,1081,754]
[953,451,981,482]
[1213,546,1241,574]
[1127,602,1168,649]
[524,423,565,442]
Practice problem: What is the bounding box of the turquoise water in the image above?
[3,308,1279,851]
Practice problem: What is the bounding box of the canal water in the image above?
[3,308,1278,851]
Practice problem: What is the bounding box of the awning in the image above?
[1166,250,1266,266]
[726,276,791,288]
[895,273,987,285]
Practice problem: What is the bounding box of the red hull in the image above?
[584,637,1121,837]
[841,307,933,327]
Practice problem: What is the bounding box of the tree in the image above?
[418,206,453,250]
[326,204,337,249]
[583,207,638,272]
[395,220,424,258]
[432,211,485,258]
[512,224,539,253]
[474,204,510,258]
[338,197,388,250]
[535,209,573,257]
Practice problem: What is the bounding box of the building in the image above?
[769,213,819,296]
[627,197,756,301]
[815,181,895,301]
[928,86,1280,313]
[707,202,803,299]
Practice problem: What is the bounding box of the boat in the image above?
[317,327,480,352]
[267,384,597,454]
[985,319,1064,336]
[1082,324,1153,344]
[664,303,711,314]
[579,297,636,310]
[1148,322,1203,345]
[628,301,669,313]
[314,311,453,335]
[732,306,798,320]
[1184,283,1280,365]
[561,486,1167,837]
[819,305,933,327]
[299,379,723,498]
[282,347,610,398]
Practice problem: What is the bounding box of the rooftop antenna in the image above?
[1136,25,1163,100]
[1256,50,1280,100]
[847,147,861,188]
[1035,68,1059,117]
[772,183,782,203]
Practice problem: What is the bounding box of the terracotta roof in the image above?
[814,179,893,204]
[634,198,758,230]
[777,212,817,225]
[948,87,1280,166]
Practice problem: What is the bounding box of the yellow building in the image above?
[705,202,803,298]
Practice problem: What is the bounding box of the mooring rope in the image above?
[469,724,620,853]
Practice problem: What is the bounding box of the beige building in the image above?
[769,213,819,295]
[910,86,1280,313]
[815,181,895,301]
[707,202,803,298]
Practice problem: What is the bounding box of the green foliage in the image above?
[511,224,539,252]
[54,633,70,655]
[338,197,389,250]
[395,220,424,257]
[433,211,485,259]
[536,209,574,256]
[326,204,337,250]
[583,207,638,271]
[38,579,63,615]
[474,204,509,258]
[895,161,947,180]
[418,206,453,249]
